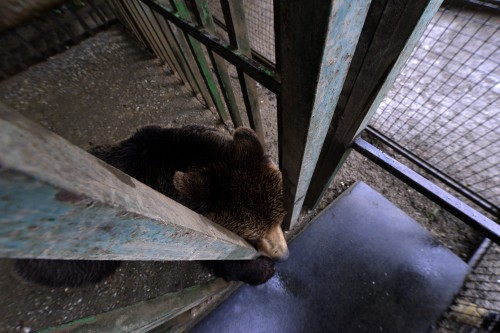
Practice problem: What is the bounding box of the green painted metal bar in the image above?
[141,0,280,94]
[220,0,264,143]
[277,0,372,230]
[171,0,229,123]
[0,103,257,261]
[110,0,152,50]
[124,0,204,101]
[132,0,178,73]
[161,2,214,108]
[152,10,203,97]
[135,1,182,76]
[121,0,169,66]
[137,0,202,97]
[37,279,230,333]
[190,0,243,127]
[304,0,444,209]
[146,6,192,88]
[210,15,276,71]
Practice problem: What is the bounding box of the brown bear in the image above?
[15,125,288,286]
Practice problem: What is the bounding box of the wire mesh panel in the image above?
[242,0,275,64]
[435,242,500,333]
[208,0,275,64]
[369,3,500,213]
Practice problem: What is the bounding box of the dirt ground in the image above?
[0,25,484,332]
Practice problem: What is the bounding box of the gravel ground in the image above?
[0,13,492,332]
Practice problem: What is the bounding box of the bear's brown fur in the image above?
[15,125,288,286]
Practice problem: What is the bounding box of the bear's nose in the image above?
[257,225,289,261]
[276,248,289,261]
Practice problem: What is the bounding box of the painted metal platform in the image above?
[191,182,470,333]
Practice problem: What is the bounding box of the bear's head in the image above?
[173,127,289,260]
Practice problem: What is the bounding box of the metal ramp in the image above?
[192,182,470,333]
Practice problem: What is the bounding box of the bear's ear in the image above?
[173,171,210,205]
[233,127,264,162]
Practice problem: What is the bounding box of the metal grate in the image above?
[208,0,275,65]
[369,3,500,214]
[0,0,116,81]
[435,241,500,333]
[242,0,275,64]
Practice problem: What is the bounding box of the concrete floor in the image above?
[193,182,469,333]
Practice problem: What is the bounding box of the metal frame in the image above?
[352,137,499,244]
[303,0,445,211]
[141,0,280,94]
[276,0,372,229]
[37,279,231,333]
[365,126,499,219]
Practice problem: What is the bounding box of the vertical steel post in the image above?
[190,0,243,127]
[152,10,203,97]
[171,0,229,123]
[220,0,264,143]
[304,0,444,209]
[110,0,151,50]
[143,6,191,86]
[121,0,167,62]
[277,0,371,229]
[162,2,215,108]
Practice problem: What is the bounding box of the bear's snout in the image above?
[257,225,289,261]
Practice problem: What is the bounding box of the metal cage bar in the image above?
[189,0,243,127]
[0,103,257,261]
[171,0,229,123]
[304,0,445,210]
[110,0,151,49]
[152,9,203,96]
[352,137,499,244]
[141,0,280,94]
[276,0,372,229]
[141,3,191,85]
[220,0,264,143]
